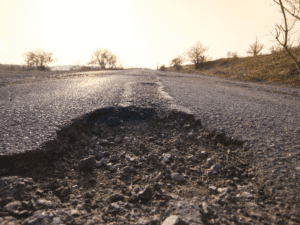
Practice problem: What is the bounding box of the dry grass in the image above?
[165,48,300,88]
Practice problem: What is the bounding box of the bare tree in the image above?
[22,51,36,67]
[22,49,56,70]
[169,56,184,71]
[272,0,300,73]
[278,0,300,20]
[88,48,118,69]
[36,49,54,67]
[275,0,300,50]
[185,41,209,70]
[107,53,117,69]
[246,37,264,56]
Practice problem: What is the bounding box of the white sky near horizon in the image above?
[0,0,298,69]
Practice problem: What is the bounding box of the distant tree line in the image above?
[21,47,123,71]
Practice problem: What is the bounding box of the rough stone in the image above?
[0,106,294,224]
[78,156,96,171]
[241,192,254,199]
[171,173,185,182]
[138,186,152,202]
[162,215,189,225]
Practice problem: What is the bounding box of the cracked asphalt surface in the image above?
[0,69,299,224]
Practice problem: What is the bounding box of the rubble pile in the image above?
[0,106,298,225]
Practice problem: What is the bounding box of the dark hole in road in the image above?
[0,106,249,174]
[0,106,272,224]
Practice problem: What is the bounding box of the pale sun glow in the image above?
[0,0,288,69]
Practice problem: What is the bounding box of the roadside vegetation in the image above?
[159,0,300,88]
[160,44,300,88]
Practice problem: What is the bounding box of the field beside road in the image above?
[164,47,300,89]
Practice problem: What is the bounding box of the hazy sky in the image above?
[0,0,294,69]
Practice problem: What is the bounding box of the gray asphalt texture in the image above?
[1,69,299,182]
[155,70,300,181]
[0,70,154,155]
[1,69,300,224]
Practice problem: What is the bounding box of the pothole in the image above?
[0,106,289,224]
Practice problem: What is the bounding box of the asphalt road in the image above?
[1,69,300,223]
[155,70,300,181]
[0,70,156,155]
[1,69,299,164]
